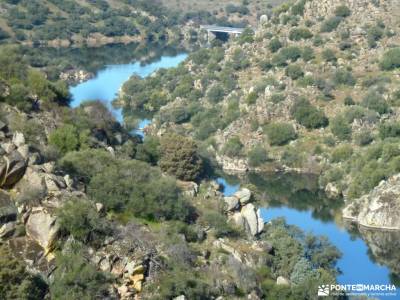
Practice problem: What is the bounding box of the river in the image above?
[69,51,188,135]
[68,48,399,298]
[218,172,399,296]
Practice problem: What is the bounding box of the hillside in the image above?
[2,0,400,299]
[160,0,288,26]
[0,0,282,47]
[119,0,400,208]
[0,0,178,46]
[0,46,341,299]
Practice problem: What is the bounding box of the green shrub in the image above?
[203,211,239,238]
[268,38,282,53]
[281,46,302,61]
[334,5,351,18]
[285,64,304,80]
[207,84,225,103]
[58,198,112,244]
[289,28,313,41]
[50,250,112,300]
[333,69,356,86]
[361,91,390,114]
[270,93,286,103]
[330,116,352,140]
[313,35,324,46]
[48,124,88,155]
[297,75,314,87]
[223,136,244,157]
[344,96,355,106]
[291,0,306,16]
[229,48,250,70]
[322,49,337,62]
[380,48,400,70]
[59,149,115,183]
[331,144,353,162]
[265,122,297,146]
[135,136,161,165]
[159,133,203,181]
[88,160,191,221]
[0,245,47,300]
[379,122,400,139]
[291,98,329,129]
[302,46,315,61]
[248,145,268,167]
[354,130,373,146]
[246,91,258,104]
[259,59,273,71]
[273,46,302,66]
[320,17,342,32]
[367,25,384,48]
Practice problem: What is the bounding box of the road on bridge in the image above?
[200,25,245,34]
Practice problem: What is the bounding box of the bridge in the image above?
[200,25,245,35]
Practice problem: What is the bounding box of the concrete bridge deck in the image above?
[200,25,245,34]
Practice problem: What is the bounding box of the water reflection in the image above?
[217,171,399,289]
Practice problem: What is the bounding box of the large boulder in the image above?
[0,151,27,188]
[241,204,264,236]
[223,188,252,212]
[234,188,252,205]
[12,132,25,147]
[224,196,239,211]
[343,174,400,230]
[26,207,59,254]
[230,203,264,236]
[0,190,17,226]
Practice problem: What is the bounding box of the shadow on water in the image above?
[217,171,400,289]
[24,41,187,75]
[245,172,344,223]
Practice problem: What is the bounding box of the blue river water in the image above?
[217,176,398,297]
[66,50,398,298]
[69,53,188,135]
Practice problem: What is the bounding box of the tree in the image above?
[223,136,244,157]
[58,197,112,244]
[291,98,328,129]
[159,133,203,181]
[334,5,351,18]
[289,28,313,41]
[268,38,282,53]
[380,48,400,71]
[379,122,400,139]
[27,69,56,103]
[207,84,225,103]
[48,124,88,155]
[361,91,389,114]
[0,245,47,300]
[50,249,111,300]
[265,123,297,146]
[88,160,191,221]
[320,17,342,33]
[135,136,160,165]
[248,145,268,167]
[59,149,116,183]
[286,64,304,80]
[333,69,356,86]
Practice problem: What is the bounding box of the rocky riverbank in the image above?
[343,174,400,230]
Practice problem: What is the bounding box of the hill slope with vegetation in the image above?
[2,0,400,299]
[119,0,400,209]
[0,0,183,46]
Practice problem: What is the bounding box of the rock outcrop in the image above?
[25,207,59,255]
[0,150,27,188]
[343,174,400,230]
[224,188,264,236]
